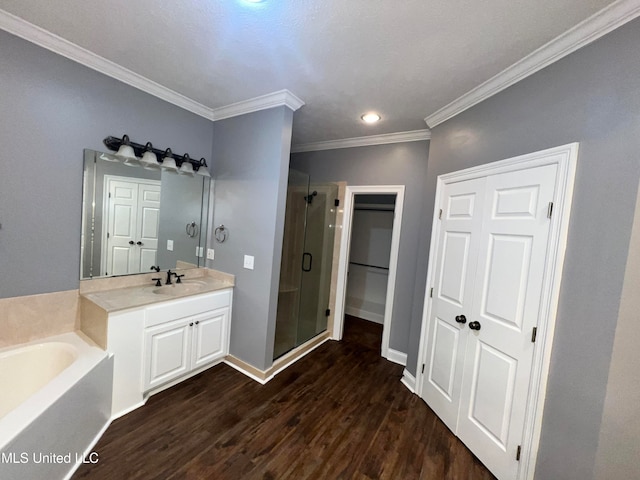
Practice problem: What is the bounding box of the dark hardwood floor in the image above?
[75,316,495,480]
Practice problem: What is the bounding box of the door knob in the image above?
[136,241,143,246]
[455,315,467,324]
[128,240,135,245]
[469,321,481,331]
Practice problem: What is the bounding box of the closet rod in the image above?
[349,261,389,271]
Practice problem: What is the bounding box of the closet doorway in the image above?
[334,185,405,361]
[344,194,396,348]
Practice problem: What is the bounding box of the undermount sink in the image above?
[152,280,209,296]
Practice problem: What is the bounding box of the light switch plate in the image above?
[243,255,254,270]
[196,246,204,257]
[207,248,215,260]
[167,239,174,251]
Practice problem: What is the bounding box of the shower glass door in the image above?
[274,170,338,359]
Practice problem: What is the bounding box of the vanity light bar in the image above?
[103,135,210,176]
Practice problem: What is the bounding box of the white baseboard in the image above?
[223,358,272,385]
[401,369,416,394]
[345,305,384,324]
[386,348,407,366]
[225,334,333,385]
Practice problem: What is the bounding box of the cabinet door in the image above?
[144,318,192,391]
[191,308,229,369]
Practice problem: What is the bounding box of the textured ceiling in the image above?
[0,0,618,145]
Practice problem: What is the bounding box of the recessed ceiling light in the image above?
[361,113,381,124]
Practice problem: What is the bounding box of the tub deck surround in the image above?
[0,332,112,480]
[0,289,80,348]
[0,332,109,449]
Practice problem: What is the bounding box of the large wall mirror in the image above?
[80,149,211,279]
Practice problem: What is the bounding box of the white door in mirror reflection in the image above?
[102,176,161,276]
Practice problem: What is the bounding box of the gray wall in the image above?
[156,172,209,270]
[594,177,640,479]
[422,19,640,480]
[291,141,430,354]
[0,30,214,299]
[209,107,293,371]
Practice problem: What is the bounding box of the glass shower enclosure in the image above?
[274,170,338,359]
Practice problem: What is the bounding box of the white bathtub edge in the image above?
[0,331,108,452]
[62,416,112,480]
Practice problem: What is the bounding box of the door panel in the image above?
[420,178,486,432]
[192,309,227,368]
[428,318,460,400]
[144,319,191,391]
[457,163,557,479]
[111,246,133,276]
[106,180,137,275]
[137,183,161,272]
[482,234,533,330]
[439,232,472,306]
[467,340,518,448]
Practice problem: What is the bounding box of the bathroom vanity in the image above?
[79,272,234,418]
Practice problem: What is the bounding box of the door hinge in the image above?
[107,232,110,239]
[325,309,331,317]
[547,202,554,219]
[516,445,522,461]
[531,327,537,343]
[108,192,111,198]
[430,287,433,298]
[438,209,443,219]
[421,364,425,374]
[334,199,340,207]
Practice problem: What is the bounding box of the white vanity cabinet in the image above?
[143,304,229,391]
[143,289,232,392]
[107,288,232,418]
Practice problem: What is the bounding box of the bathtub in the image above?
[0,332,113,480]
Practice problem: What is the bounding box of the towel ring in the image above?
[186,222,199,238]
[214,225,228,243]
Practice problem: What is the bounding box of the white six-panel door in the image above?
[104,177,161,276]
[421,177,486,431]
[105,179,138,275]
[456,164,557,479]
[136,182,161,272]
[419,151,571,480]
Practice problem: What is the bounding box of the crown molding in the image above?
[0,9,304,122]
[210,90,305,121]
[291,129,431,153]
[425,0,640,128]
[0,8,216,119]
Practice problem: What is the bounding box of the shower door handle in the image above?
[302,252,313,272]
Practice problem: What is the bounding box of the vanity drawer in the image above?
[145,289,232,327]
